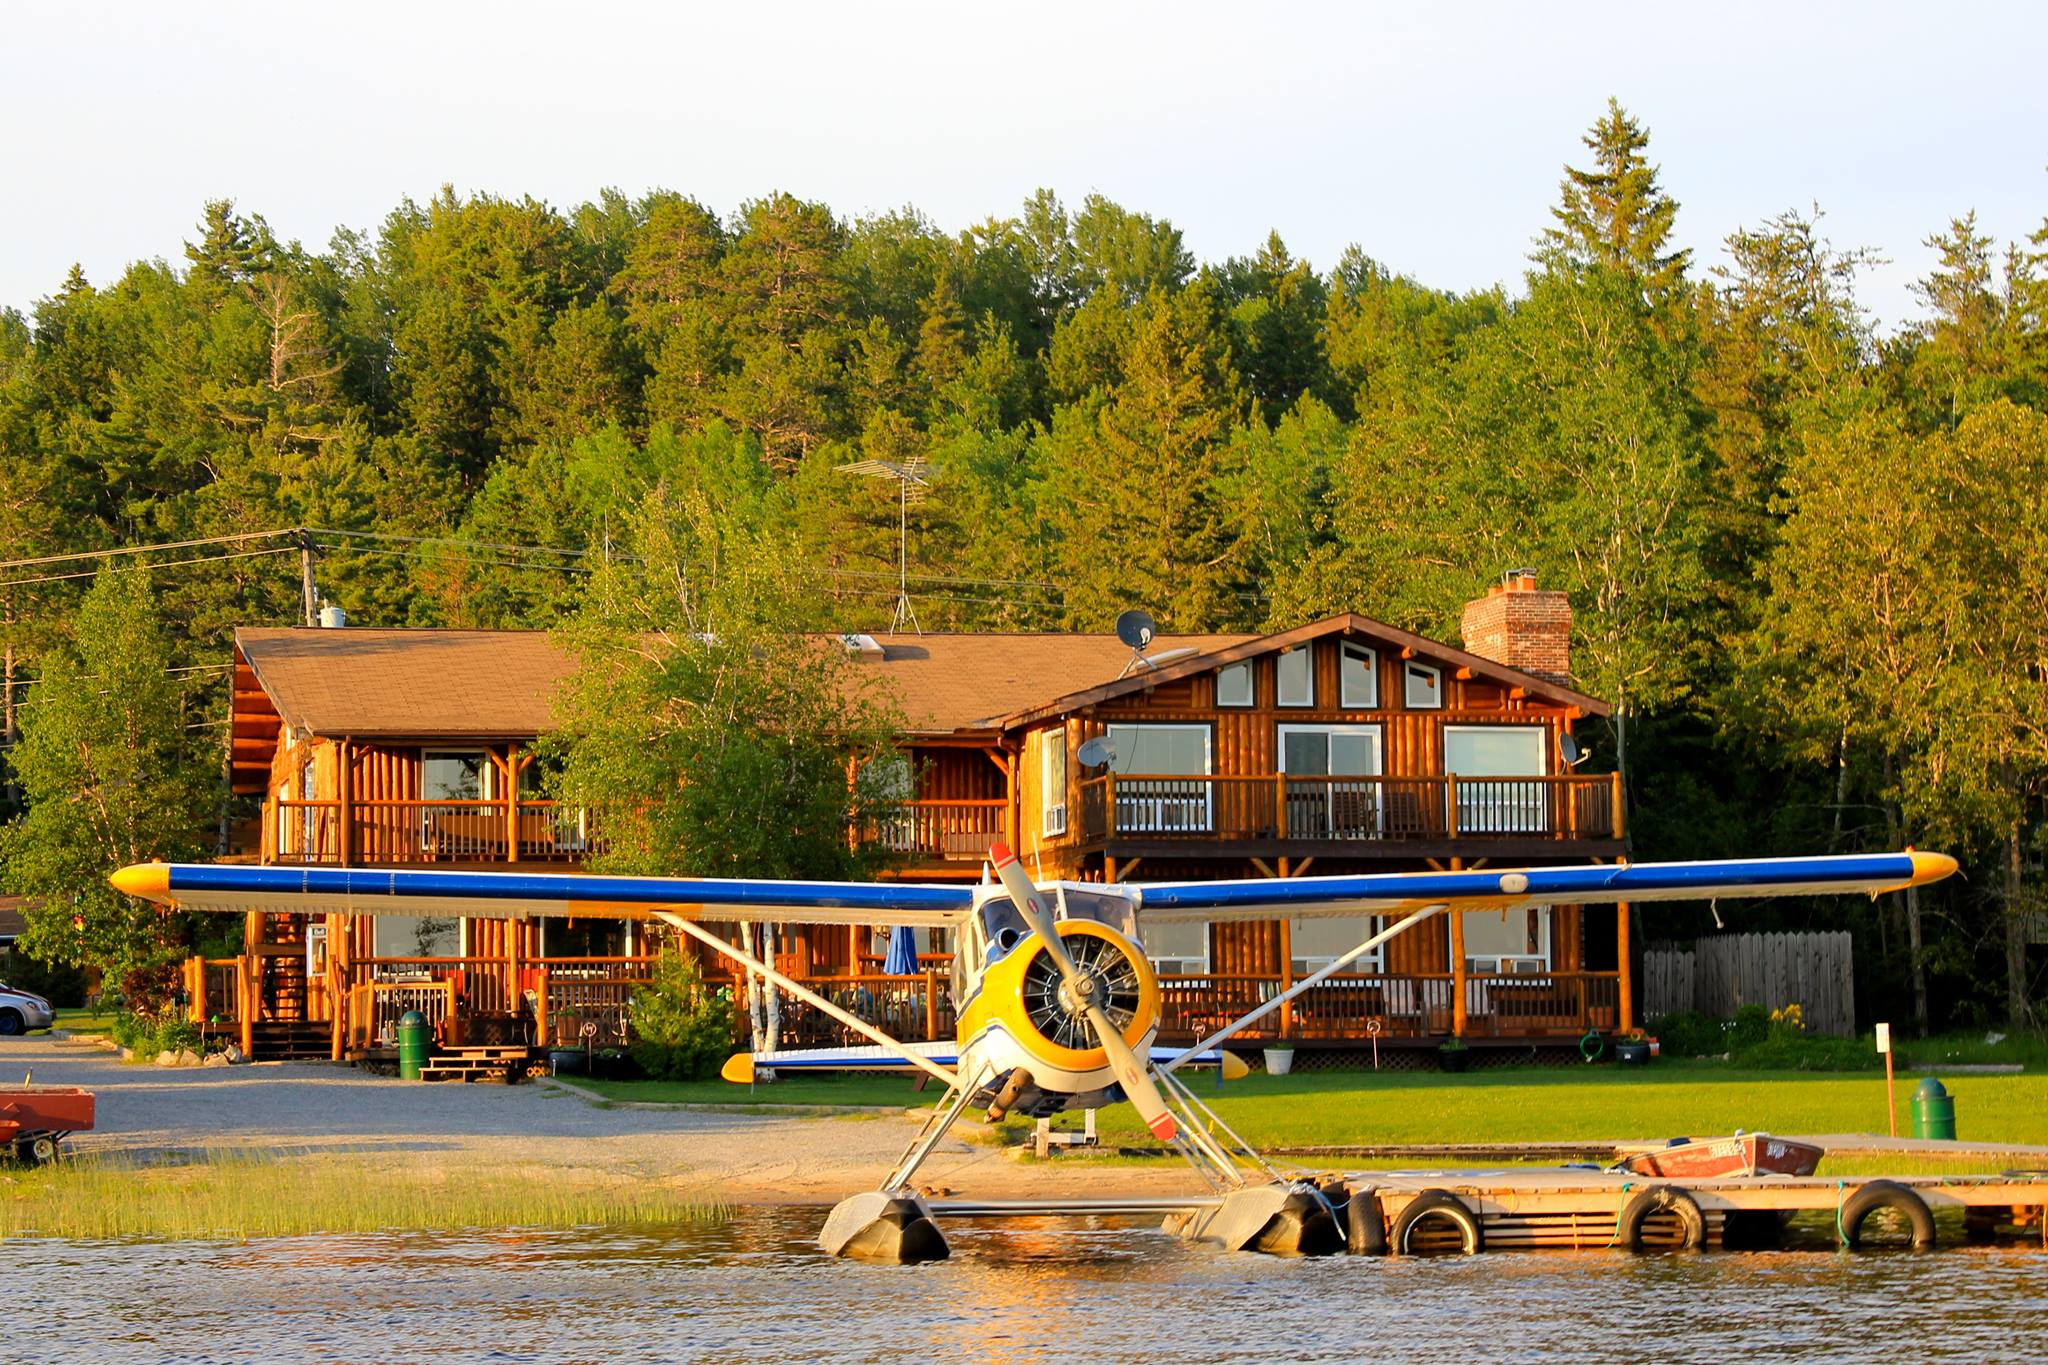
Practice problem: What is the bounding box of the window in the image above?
[1445,725,1547,833]
[1108,723,1212,832]
[1216,660,1254,707]
[1278,723,1383,839]
[1459,905,1551,972]
[1404,661,1443,709]
[1277,646,1314,707]
[423,750,493,801]
[1339,643,1378,708]
[1144,917,1210,974]
[1290,914,1386,975]
[1039,728,1068,837]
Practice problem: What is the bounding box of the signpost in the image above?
[1876,1022,1896,1137]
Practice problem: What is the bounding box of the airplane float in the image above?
[111,845,1956,1262]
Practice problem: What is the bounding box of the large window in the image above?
[1109,723,1212,832]
[1277,646,1314,707]
[1445,725,1547,833]
[1144,918,1210,974]
[1039,727,1068,837]
[1278,724,1382,839]
[1290,914,1386,974]
[1458,905,1551,974]
[423,750,493,801]
[1339,643,1378,708]
[1216,660,1254,707]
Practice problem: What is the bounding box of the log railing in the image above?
[1155,971,1621,1042]
[1077,772,1620,843]
[265,798,607,865]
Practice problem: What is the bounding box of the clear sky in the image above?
[6,1,2043,331]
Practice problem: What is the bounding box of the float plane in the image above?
[111,845,1955,1261]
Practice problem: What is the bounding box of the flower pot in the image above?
[1262,1047,1296,1076]
[1437,1046,1471,1074]
[1614,1040,1651,1066]
[547,1047,588,1077]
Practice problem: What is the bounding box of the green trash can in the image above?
[1911,1077,1956,1140]
[396,1009,431,1081]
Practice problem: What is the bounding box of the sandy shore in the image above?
[8,1034,1204,1203]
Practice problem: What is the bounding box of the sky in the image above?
[5,1,2044,332]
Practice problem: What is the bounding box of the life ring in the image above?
[1390,1188,1483,1255]
[1579,1031,1605,1062]
[1616,1185,1706,1252]
[1840,1180,1936,1250]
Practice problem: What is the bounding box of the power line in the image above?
[0,528,298,572]
[0,546,299,591]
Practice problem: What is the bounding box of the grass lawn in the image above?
[570,1063,2048,1150]
[46,1007,114,1039]
[1054,1065,2048,1149]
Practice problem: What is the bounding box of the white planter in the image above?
[1263,1047,1296,1076]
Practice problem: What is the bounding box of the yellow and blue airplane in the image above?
[110,845,1956,1260]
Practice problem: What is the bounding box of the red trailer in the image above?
[0,1083,95,1165]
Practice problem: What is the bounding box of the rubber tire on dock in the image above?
[1840,1180,1936,1250]
[1616,1186,1706,1252]
[1345,1186,1389,1256]
[1390,1189,1483,1256]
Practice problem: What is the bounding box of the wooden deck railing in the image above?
[855,799,1008,862]
[1156,971,1620,1042]
[266,798,607,865]
[1077,772,1620,843]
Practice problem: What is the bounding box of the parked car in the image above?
[0,982,56,1035]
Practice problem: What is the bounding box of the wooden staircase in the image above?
[418,1045,532,1084]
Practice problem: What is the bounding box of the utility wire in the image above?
[0,528,300,572]
[0,546,299,591]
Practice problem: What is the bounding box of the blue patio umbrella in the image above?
[883,924,920,975]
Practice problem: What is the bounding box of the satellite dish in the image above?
[1559,734,1588,767]
[1078,735,1116,768]
[1115,609,1157,651]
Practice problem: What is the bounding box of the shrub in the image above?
[628,947,735,1081]
[1727,1003,1772,1050]
[109,1010,202,1061]
[1729,1032,1876,1071]
[1650,1011,1725,1057]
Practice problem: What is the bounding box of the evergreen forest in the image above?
[3,100,2045,1029]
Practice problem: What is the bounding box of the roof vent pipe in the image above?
[318,604,347,629]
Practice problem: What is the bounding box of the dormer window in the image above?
[1404,661,1443,709]
[1277,646,1314,708]
[1339,643,1378,708]
[1216,660,1254,707]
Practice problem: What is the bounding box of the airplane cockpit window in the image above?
[979,898,1029,963]
[1052,887,1140,939]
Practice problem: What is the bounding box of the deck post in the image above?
[1616,901,1633,1035]
[535,968,550,1046]
[924,967,941,1040]
[1103,772,1116,839]
[1277,917,1294,1039]
[1609,769,1626,839]
[337,739,354,866]
[239,951,255,1057]
[1273,772,1288,840]
[1449,858,1468,1038]
[1445,774,1459,839]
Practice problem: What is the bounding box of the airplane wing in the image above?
[108,863,974,928]
[1131,851,1956,923]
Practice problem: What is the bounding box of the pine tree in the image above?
[1543,99,1691,300]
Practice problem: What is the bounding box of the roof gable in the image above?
[998,613,1610,724]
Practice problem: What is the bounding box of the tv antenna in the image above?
[836,458,929,635]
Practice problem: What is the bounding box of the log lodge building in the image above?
[193,571,1639,1066]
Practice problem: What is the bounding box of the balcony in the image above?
[855,798,1010,865]
[265,798,608,865]
[1076,772,1622,854]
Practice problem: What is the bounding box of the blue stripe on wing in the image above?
[1137,853,1922,912]
[161,863,978,914]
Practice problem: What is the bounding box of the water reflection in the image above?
[10,1207,2046,1364]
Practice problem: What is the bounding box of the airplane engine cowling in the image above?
[1012,923,1160,1062]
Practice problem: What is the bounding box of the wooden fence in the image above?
[1642,931,1855,1037]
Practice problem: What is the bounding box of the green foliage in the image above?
[628,946,736,1082]
[1727,1004,1773,1051]
[1728,1032,1877,1071]
[108,1010,203,1061]
[1649,1011,1726,1058]
[1,571,216,978]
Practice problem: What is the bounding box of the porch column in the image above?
[1617,901,1633,1035]
[338,739,354,866]
[1449,858,1468,1038]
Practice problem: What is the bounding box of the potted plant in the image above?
[1437,1035,1471,1073]
[1613,1030,1651,1066]
[1262,1037,1296,1076]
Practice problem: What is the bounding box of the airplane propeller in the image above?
[990,842,1179,1143]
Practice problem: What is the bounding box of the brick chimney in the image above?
[1459,569,1572,686]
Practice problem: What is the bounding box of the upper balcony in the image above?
[266,798,608,865]
[1075,771,1624,859]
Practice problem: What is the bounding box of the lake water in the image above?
[12,1206,2048,1364]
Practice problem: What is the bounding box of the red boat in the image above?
[1618,1133,1824,1180]
[0,1083,95,1165]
